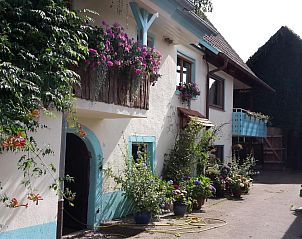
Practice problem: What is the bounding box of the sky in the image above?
[206,0,302,61]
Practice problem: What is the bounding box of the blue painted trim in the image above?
[98,191,134,222]
[130,2,158,46]
[67,126,103,229]
[128,136,156,172]
[199,39,220,55]
[177,50,196,84]
[0,222,56,239]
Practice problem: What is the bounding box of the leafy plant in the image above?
[105,156,165,216]
[186,176,214,200]
[163,118,218,181]
[0,0,90,207]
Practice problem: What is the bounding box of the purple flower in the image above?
[107,61,113,67]
[135,68,142,75]
[84,59,90,65]
[101,20,108,26]
[210,185,216,194]
[114,60,121,66]
[88,48,97,54]
[194,180,201,186]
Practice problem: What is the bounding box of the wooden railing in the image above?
[74,65,150,110]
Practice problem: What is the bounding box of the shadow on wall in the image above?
[78,117,132,223]
[156,94,182,174]
[98,191,134,222]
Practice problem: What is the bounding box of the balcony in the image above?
[75,66,150,109]
[73,66,150,119]
[232,108,268,137]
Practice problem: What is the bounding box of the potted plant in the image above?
[186,176,214,210]
[172,182,192,216]
[159,180,174,212]
[105,158,164,224]
[225,174,248,199]
[176,82,200,108]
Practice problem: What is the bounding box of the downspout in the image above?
[205,55,229,118]
[56,112,67,239]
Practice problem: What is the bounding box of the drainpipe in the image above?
[204,55,229,118]
[56,112,67,239]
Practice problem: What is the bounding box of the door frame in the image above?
[67,125,103,229]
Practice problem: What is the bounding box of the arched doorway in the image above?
[63,133,90,234]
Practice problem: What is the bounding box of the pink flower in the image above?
[135,68,142,75]
[107,61,113,67]
[88,48,97,54]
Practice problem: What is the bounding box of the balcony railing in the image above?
[74,65,150,110]
[232,108,268,137]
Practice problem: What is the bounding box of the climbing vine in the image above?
[163,118,219,181]
[0,0,91,208]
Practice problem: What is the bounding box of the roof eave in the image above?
[219,53,276,93]
[151,0,218,37]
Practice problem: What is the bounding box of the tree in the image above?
[0,0,90,207]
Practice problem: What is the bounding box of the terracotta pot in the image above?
[193,197,205,210]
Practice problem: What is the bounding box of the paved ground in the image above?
[66,170,302,239]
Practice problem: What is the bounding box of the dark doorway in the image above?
[63,133,90,235]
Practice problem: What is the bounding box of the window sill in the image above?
[209,105,225,112]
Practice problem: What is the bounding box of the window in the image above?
[209,75,224,109]
[132,142,148,163]
[177,56,192,84]
[211,145,224,163]
[129,136,156,172]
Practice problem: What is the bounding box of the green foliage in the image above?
[0,0,89,137]
[0,0,90,207]
[163,118,218,181]
[105,157,165,216]
[230,154,256,178]
[185,176,213,200]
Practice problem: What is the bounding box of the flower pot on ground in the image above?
[193,197,205,210]
[134,212,152,224]
[104,156,165,223]
[186,176,214,209]
[173,201,188,216]
[172,186,191,216]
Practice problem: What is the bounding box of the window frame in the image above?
[128,136,156,173]
[208,74,225,110]
[213,145,224,163]
[177,55,193,85]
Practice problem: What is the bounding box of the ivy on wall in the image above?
[0,0,91,208]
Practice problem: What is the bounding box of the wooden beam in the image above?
[129,2,158,45]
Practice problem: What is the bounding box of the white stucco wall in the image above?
[73,0,211,192]
[208,68,234,163]
[0,113,62,233]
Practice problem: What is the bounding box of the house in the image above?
[0,1,273,238]
[245,26,302,169]
[200,31,274,162]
